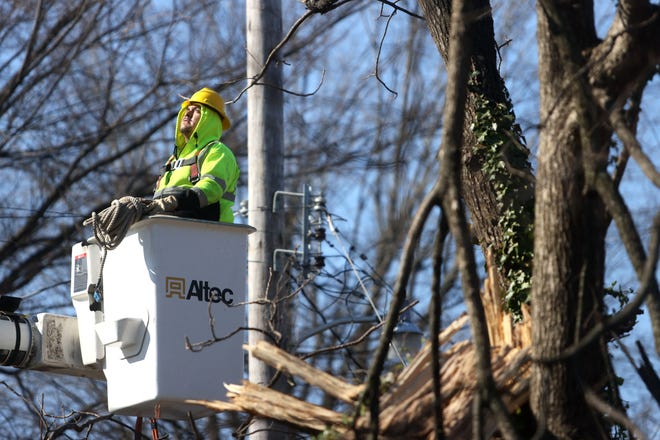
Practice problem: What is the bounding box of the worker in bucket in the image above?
[151,87,239,223]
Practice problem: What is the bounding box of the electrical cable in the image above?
[325,212,406,365]
[290,274,366,376]
[325,212,384,323]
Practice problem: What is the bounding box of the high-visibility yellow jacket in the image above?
[154,103,239,223]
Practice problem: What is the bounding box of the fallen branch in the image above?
[186,322,531,439]
[245,341,364,403]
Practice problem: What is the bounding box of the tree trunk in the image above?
[418,0,535,319]
[532,2,611,437]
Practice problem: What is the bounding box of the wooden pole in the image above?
[246,0,284,438]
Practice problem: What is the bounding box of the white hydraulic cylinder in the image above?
[0,315,32,367]
[0,312,103,380]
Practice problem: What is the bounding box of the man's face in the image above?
[180,104,201,139]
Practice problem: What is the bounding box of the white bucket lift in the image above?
[70,215,254,419]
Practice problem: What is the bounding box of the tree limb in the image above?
[609,107,660,188]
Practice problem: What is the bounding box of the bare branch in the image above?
[634,340,660,409]
[232,10,315,104]
[584,388,647,440]
[372,7,398,96]
[377,0,425,20]
[609,107,660,188]
[355,180,441,437]
[430,213,450,439]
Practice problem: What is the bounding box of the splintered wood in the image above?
[482,249,532,349]
[186,310,531,439]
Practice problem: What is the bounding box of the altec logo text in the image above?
[165,276,234,306]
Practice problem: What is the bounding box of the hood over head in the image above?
[175,88,231,149]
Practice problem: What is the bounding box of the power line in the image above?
[0,206,85,219]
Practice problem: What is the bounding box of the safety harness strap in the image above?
[189,139,224,184]
[155,140,236,201]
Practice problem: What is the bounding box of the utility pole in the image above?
[246,1,285,438]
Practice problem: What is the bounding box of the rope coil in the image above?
[82,196,158,311]
[81,195,175,310]
[83,196,149,250]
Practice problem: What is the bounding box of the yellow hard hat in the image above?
[183,87,231,131]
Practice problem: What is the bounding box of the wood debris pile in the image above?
[188,252,532,438]
[188,312,531,438]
